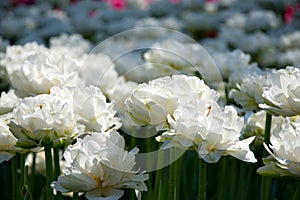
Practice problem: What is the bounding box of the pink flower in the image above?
[284,6,294,24]
[206,0,218,3]
[109,0,126,10]
[10,0,35,6]
[88,9,97,17]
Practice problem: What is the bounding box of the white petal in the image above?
[86,188,124,200]
[225,137,257,163]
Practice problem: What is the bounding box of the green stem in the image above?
[198,159,207,200]
[263,113,272,156]
[293,182,300,200]
[129,130,138,200]
[130,134,137,149]
[12,155,19,200]
[144,128,156,200]
[162,166,169,200]
[23,165,33,200]
[146,138,154,195]
[261,113,272,200]
[168,150,176,200]
[261,177,272,200]
[20,154,26,188]
[154,150,164,200]
[30,153,36,179]
[168,166,176,200]
[217,157,227,200]
[44,144,54,200]
[154,168,163,200]
[29,152,36,197]
[20,153,32,199]
[237,162,246,200]
[175,155,183,200]
[129,189,136,200]
[53,147,62,200]
[73,192,79,200]
[229,158,237,200]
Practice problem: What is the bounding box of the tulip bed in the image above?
[0,0,300,200]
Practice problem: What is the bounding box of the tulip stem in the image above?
[237,162,246,200]
[229,158,237,199]
[154,150,164,200]
[20,153,31,199]
[20,153,26,188]
[175,155,183,200]
[154,168,163,200]
[73,192,79,200]
[53,147,62,200]
[30,153,36,180]
[263,113,272,156]
[44,144,54,200]
[217,157,227,200]
[292,182,300,200]
[12,155,19,200]
[261,113,272,200]
[198,159,207,200]
[168,149,176,200]
[168,148,183,200]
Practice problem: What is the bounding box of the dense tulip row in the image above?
[0,0,300,200]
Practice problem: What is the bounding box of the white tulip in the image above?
[0,42,48,76]
[242,110,287,148]
[158,104,257,163]
[0,113,25,163]
[125,75,219,130]
[10,49,82,97]
[258,117,300,178]
[210,49,253,80]
[49,33,91,57]
[0,89,20,115]
[51,130,148,200]
[50,85,121,133]
[9,93,76,148]
[229,70,268,111]
[260,66,300,116]
[125,78,178,128]
[78,53,119,97]
[143,40,221,82]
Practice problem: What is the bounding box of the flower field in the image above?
[0,0,300,200]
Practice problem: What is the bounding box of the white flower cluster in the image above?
[257,117,300,178]
[10,49,82,97]
[242,110,286,148]
[126,75,257,163]
[0,113,27,163]
[143,39,223,83]
[1,0,300,198]
[231,65,300,179]
[0,39,147,199]
[228,67,268,111]
[260,66,300,117]
[9,91,76,147]
[210,49,255,80]
[51,130,148,199]
[7,85,122,147]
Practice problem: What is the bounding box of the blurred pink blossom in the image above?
[10,0,35,6]
[284,6,294,24]
[88,9,97,17]
[109,0,126,10]
[206,0,218,3]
